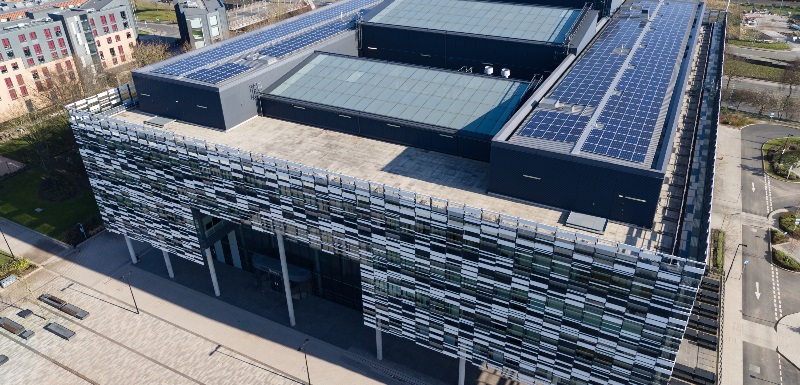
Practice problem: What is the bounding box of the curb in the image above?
[775,314,800,371]
[0,217,71,251]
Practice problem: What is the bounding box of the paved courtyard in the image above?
[0,225,510,385]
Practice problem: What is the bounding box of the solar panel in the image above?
[152,0,379,77]
[184,63,252,84]
[581,2,696,163]
[259,19,353,58]
[515,1,697,165]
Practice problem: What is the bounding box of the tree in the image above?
[724,54,748,90]
[753,88,779,115]
[131,40,174,69]
[782,58,800,99]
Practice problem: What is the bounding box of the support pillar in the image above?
[227,231,242,268]
[204,247,220,296]
[162,249,174,279]
[376,320,383,361]
[457,353,466,385]
[124,234,137,264]
[276,231,296,326]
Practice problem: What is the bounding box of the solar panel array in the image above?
[184,63,252,84]
[582,2,696,163]
[259,19,354,58]
[516,1,697,165]
[517,110,590,142]
[152,0,379,77]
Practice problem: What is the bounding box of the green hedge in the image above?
[773,248,800,271]
[0,257,30,279]
[773,228,790,244]
[713,229,725,269]
[728,39,791,50]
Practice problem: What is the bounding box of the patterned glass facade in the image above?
[67,91,705,385]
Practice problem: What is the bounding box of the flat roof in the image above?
[266,53,529,136]
[364,0,581,44]
[136,0,381,85]
[501,0,699,170]
[109,108,677,253]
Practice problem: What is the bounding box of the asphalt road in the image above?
[725,77,792,97]
[741,124,800,215]
[137,21,180,38]
[728,44,799,62]
[739,123,800,385]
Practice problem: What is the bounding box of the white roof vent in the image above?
[484,65,493,75]
[500,68,510,78]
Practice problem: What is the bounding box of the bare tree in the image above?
[782,58,800,99]
[724,54,748,90]
[754,88,779,115]
[132,40,174,69]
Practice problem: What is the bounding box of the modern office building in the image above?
[67,0,723,384]
[175,0,228,50]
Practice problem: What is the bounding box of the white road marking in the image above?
[756,282,761,299]
[753,181,756,192]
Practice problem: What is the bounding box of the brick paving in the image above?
[0,229,494,385]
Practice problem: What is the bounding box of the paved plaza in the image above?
[0,221,509,385]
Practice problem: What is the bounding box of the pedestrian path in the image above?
[777,312,800,369]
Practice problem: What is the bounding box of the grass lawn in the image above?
[726,61,785,82]
[134,0,177,23]
[0,168,99,240]
[728,39,791,50]
[762,137,800,181]
[0,251,13,266]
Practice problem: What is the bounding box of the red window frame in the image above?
[9,89,17,100]
[48,40,56,50]
[19,86,27,97]
[58,38,65,48]
[33,44,41,54]
[4,78,12,89]
[44,29,51,39]
[15,74,24,85]
[29,32,36,40]
[100,15,107,25]
[18,34,25,43]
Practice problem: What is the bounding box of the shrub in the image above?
[779,211,800,237]
[712,229,725,269]
[0,258,31,279]
[773,229,790,244]
[773,248,800,271]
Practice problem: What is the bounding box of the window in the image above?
[0,66,6,74]
[29,32,36,40]
[112,24,118,32]
[115,35,120,42]
[35,81,43,91]
[18,34,25,43]
[42,67,49,77]
[92,30,97,37]
[54,26,62,37]
[120,54,125,62]
[31,70,39,80]
[123,21,129,28]
[55,63,62,73]
[109,14,116,23]
[19,86,27,97]
[27,58,34,66]
[33,44,41,54]
[52,52,59,59]
[16,74,24,85]
[103,27,109,34]
[11,63,18,70]
[65,60,72,71]
[90,18,95,27]
[110,47,116,57]
[121,11,127,20]
[37,55,44,63]
[22,47,30,57]
[112,57,117,65]
[4,78,12,88]
[96,40,101,47]
[126,32,131,39]
[9,89,17,100]
[6,50,13,59]
[118,45,123,54]
[106,37,112,44]
[100,15,107,25]
[61,49,67,56]
[99,52,105,60]
[44,29,51,39]
[58,38,65,48]
[48,40,55,50]
[1,38,9,48]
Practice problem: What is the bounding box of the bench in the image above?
[19,330,34,340]
[0,317,24,335]
[45,323,75,340]
[38,294,90,319]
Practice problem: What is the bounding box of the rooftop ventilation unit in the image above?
[185,1,199,8]
[484,65,493,75]
[500,68,510,78]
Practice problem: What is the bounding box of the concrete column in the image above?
[457,353,466,385]
[276,231,296,327]
[124,234,137,264]
[162,249,174,279]
[376,319,383,361]
[227,231,242,268]
[204,247,221,297]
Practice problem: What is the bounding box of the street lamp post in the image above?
[0,224,16,259]
[120,271,140,314]
[779,134,794,165]
[298,338,312,385]
[725,243,748,284]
